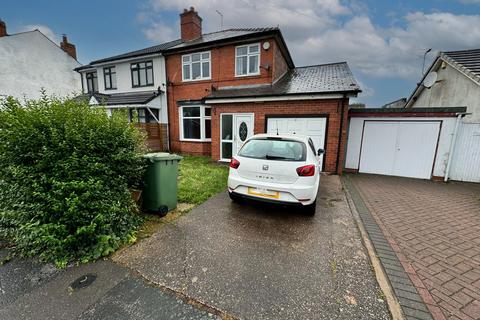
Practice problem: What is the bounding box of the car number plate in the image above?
[247,187,279,199]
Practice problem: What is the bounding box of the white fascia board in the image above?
[205,93,353,104]
[93,104,161,109]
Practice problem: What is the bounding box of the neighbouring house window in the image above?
[180,105,211,141]
[129,108,159,123]
[103,66,117,90]
[236,43,260,76]
[182,51,211,81]
[131,61,154,87]
[86,71,98,93]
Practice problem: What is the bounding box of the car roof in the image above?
[248,133,310,142]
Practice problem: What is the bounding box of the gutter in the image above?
[444,112,470,182]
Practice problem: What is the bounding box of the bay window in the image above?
[180,105,211,141]
[182,51,211,81]
[236,43,260,76]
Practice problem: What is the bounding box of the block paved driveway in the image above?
[114,175,390,320]
[350,174,480,320]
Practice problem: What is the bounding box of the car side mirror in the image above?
[317,148,325,156]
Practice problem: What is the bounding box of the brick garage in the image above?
[210,99,349,174]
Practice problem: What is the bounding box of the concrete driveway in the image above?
[114,175,390,319]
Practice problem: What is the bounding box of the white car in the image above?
[227,133,324,215]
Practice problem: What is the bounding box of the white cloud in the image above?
[141,1,480,81]
[19,24,58,43]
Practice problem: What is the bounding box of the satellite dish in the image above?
[423,71,438,88]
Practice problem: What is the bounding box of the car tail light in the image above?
[296,164,315,176]
[230,157,240,169]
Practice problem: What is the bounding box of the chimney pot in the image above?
[0,19,7,37]
[180,8,202,41]
[60,34,77,60]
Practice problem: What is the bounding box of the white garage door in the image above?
[266,117,327,170]
[359,121,441,179]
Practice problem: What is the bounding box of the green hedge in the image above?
[0,96,146,267]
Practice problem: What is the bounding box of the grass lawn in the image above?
[177,155,229,205]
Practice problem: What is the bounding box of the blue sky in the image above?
[2,0,480,107]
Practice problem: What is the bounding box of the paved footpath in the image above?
[348,174,480,320]
[0,247,219,320]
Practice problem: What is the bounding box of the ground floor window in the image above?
[179,105,211,141]
[128,108,159,123]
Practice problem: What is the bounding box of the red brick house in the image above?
[163,8,360,174]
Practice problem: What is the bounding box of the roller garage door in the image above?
[359,121,441,179]
[266,116,327,170]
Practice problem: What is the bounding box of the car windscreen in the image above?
[238,138,306,161]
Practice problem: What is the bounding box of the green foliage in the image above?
[178,156,229,204]
[0,96,146,267]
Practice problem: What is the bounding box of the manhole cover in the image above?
[70,274,96,290]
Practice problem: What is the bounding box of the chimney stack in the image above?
[180,7,202,41]
[0,19,7,37]
[60,34,77,60]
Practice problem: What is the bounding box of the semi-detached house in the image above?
[76,7,361,174]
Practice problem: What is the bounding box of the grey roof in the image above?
[78,27,292,68]
[442,48,480,81]
[206,62,360,99]
[166,28,278,50]
[74,91,160,106]
[89,39,183,65]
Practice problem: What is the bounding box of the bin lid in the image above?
[144,152,183,161]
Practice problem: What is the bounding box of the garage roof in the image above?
[206,62,360,100]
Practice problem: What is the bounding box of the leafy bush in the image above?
[0,96,146,267]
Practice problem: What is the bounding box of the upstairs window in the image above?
[86,72,98,93]
[129,108,159,123]
[103,66,117,90]
[236,43,260,76]
[131,61,154,87]
[182,52,211,81]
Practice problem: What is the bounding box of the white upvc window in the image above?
[179,105,211,141]
[235,43,260,76]
[182,51,211,81]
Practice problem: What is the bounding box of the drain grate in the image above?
[70,273,96,290]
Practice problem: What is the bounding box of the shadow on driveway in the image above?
[114,174,391,320]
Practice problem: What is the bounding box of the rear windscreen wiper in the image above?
[265,154,292,160]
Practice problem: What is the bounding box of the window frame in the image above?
[103,66,117,90]
[181,51,212,82]
[130,60,154,88]
[128,107,159,124]
[179,105,212,142]
[86,71,98,93]
[235,43,261,77]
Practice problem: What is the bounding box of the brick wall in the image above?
[210,99,349,174]
[272,41,288,82]
[166,36,288,156]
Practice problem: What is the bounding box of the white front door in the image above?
[359,121,441,179]
[220,113,254,160]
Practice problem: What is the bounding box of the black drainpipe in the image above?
[335,94,347,174]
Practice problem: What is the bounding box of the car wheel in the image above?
[303,200,316,216]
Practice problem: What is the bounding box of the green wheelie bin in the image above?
[142,153,183,214]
